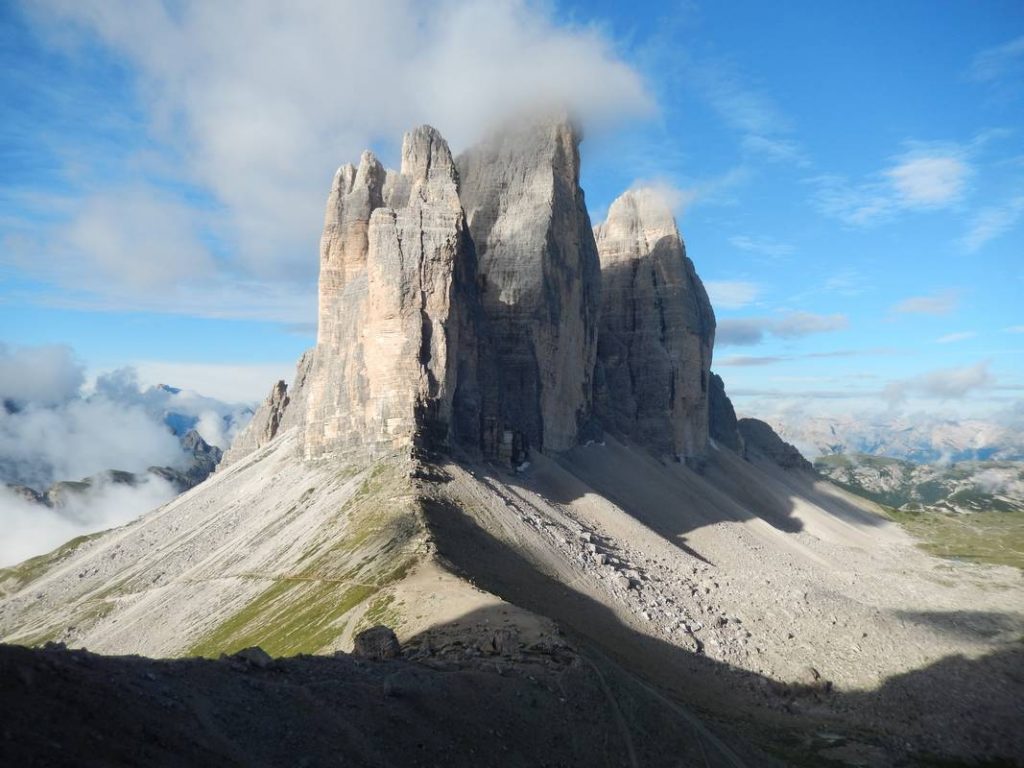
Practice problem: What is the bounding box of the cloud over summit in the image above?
[25,0,653,314]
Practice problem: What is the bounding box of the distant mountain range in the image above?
[768,412,1024,464]
[815,454,1024,514]
[7,429,224,510]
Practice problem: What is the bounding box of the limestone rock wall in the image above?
[221,351,313,468]
[593,189,715,459]
[708,372,743,453]
[457,119,601,453]
[224,118,738,469]
[738,418,813,471]
[304,126,480,460]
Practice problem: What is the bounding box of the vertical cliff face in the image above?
[227,120,733,469]
[303,126,479,460]
[456,119,601,454]
[708,372,743,453]
[593,189,716,459]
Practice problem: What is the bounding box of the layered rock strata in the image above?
[593,189,715,459]
[224,118,771,470]
[303,126,482,460]
[457,119,601,453]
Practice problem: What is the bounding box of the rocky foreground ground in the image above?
[1,635,766,768]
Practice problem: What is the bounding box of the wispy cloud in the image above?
[936,331,976,344]
[718,348,890,366]
[728,234,793,258]
[811,145,971,226]
[885,361,994,403]
[716,311,848,347]
[885,154,970,207]
[1006,326,1024,334]
[961,195,1024,252]
[823,268,870,296]
[688,57,805,166]
[890,291,958,316]
[705,280,760,309]
[969,35,1024,83]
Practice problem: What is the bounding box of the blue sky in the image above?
[1,0,1021,418]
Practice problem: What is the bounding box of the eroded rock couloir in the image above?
[594,188,715,459]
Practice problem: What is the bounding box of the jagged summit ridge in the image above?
[303,125,478,460]
[226,117,789,471]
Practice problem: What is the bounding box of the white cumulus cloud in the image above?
[24,0,653,307]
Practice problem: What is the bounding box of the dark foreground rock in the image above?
[352,625,401,660]
[0,642,760,768]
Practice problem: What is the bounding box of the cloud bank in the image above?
[0,475,177,567]
[20,0,653,318]
[0,344,253,566]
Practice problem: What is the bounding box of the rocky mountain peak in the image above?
[594,186,716,459]
[225,118,806,472]
[595,187,680,251]
[457,116,601,453]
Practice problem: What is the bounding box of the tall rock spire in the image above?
[303,126,480,460]
[457,118,601,454]
[593,188,716,459]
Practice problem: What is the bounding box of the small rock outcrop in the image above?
[708,373,743,452]
[220,351,312,468]
[353,625,401,660]
[594,188,715,458]
[231,646,273,669]
[457,118,602,455]
[738,418,813,471]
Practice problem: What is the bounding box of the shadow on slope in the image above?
[517,438,894,569]
[894,609,1024,642]
[423,492,1024,766]
[0,625,758,768]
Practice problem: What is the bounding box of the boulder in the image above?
[353,625,401,661]
[232,646,273,669]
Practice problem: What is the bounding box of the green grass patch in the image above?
[882,506,1024,570]
[187,459,425,658]
[188,578,378,658]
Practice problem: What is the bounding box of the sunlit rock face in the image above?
[593,188,716,459]
[457,118,602,454]
[227,119,733,469]
[304,126,483,460]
